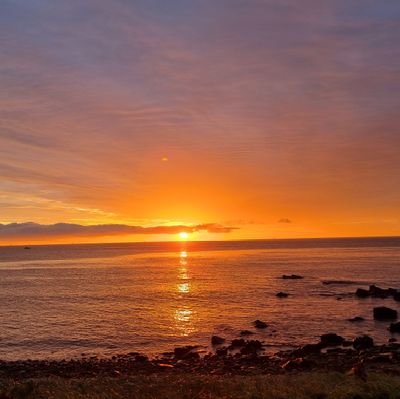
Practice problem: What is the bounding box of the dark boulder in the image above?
[276,292,289,298]
[389,322,400,333]
[253,320,268,329]
[353,335,374,350]
[282,274,303,280]
[211,336,225,346]
[320,333,345,347]
[373,306,398,321]
[240,340,263,355]
[355,288,370,298]
[216,347,228,356]
[369,285,389,298]
[348,317,365,322]
[292,343,322,357]
[174,346,199,360]
[229,339,246,349]
[135,354,149,362]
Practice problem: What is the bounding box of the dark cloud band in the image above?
[0,222,239,240]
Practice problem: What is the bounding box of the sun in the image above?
[179,232,189,240]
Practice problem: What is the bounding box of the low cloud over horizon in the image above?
[0,222,239,241]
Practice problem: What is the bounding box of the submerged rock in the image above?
[276,292,289,298]
[348,317,365,323]
[353,335,374,350]
[253,320,268,329]
[282,274,303,280]
[320,333,345,347]
[373,307,398,321]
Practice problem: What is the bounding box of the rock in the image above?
[292,343,322,356]
[281,357,313,371]
[369,285,389,298]
[253,320,268,329]
[389,338,397,343]
[373,306,398,320]
[240,340,263,355]
[394,292,400,302]
[348,317,365,322]
[389,322,400,333]
[353,335,374,350]
[211,336,225,346]
[282,274,303,280]
[240,330,254,336]
[216,347,228,356]
[174,346,198,360]
[135,355,148,362]
[229,339,246,349]
[355,288,370,298]
[276,292,289,298]
[320,333,345,347]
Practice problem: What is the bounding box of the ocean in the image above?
[0,237,399,361]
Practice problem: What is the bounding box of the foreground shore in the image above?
[1,372,400,399]
[2,336,400,398]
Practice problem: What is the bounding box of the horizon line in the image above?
[2,234,400,249]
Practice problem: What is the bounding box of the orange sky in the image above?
[1,0,399,245]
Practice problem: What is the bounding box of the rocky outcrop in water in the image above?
[320,333,345,347]
[373,307,398,321]
[355,285,400,301]
[253,320,268,329]
[211,336,225,346]
[276,292,289,298]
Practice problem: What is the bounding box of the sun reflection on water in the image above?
[174,250,195,336]
[177,250,190,294]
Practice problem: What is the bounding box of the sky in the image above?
[1,0,400,244]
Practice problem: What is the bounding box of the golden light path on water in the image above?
[174,250,195,337]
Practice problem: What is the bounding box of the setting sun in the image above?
[179,232,189,240]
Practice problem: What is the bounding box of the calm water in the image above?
[0,238,400,360]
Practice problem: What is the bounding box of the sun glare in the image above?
[179,231,189,240]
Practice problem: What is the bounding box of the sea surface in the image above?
[0,237,399,361]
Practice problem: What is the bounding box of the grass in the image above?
[1,372,400,399]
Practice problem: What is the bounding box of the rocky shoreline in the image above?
[1,333,400,380]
